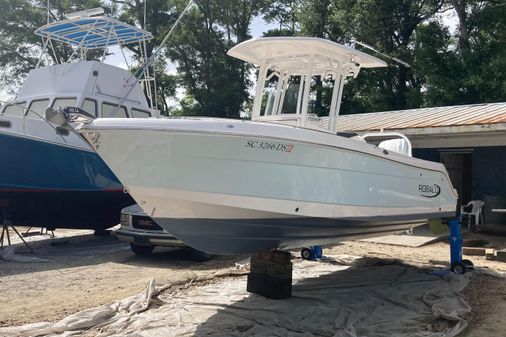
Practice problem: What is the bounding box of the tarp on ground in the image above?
[0,255,472,337]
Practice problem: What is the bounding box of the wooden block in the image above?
[250,258,292,279]
[247,272,292,299]
[486,252,496,260]
[485,248,495,255]
[496,249,506,262]
[252,250,291,264]
[463,247,487,256]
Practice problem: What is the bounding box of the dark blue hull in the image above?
[0,131,133,230]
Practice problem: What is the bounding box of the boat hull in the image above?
[0,127,133,230]
[127,185,450,254]
[0,189,132,230]
[155,216,427,254]
[79,118,458,253]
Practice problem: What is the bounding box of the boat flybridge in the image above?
[58,37,458,253]
[0,9,160,230]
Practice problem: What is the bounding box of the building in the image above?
[335,102,506,223]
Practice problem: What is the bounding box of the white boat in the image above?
[0,11,159,230]
[73,37,458,253]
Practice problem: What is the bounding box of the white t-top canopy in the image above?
[227,37,387,73]
[228,37,387,133]
[35,16,153,49]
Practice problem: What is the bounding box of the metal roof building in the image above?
[335,102,506,224]
[336,102,506,148]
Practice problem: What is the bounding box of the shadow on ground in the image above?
[0,231,242,277]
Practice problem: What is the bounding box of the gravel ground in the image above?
[1,227,506,336]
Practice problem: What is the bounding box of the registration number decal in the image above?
[246,140,294,152]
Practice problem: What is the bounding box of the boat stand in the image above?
[0,202,34,254]
[23,226,55,238]
[449,219,473,274]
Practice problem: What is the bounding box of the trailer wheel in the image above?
[301,248,313,260]
[462,259,475,270]
[451,262,468,274]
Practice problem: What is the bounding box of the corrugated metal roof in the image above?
[335,102,506,132]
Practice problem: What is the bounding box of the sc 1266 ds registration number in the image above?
[245,140,294,152]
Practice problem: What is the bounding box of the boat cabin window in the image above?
[131,108,151,118]
[81,99,97,117]
[2,102,26,116]
[27,99,50,117]
[52,97,77,109]
[101,102,128,118]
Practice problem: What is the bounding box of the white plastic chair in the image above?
[460,200,485,229]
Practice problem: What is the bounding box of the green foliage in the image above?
[261,0,300,33]
[292,0,506,113]
[0,0,504,114]
[164,0,263,118]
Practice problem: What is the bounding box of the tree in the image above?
[413,0,506,106]
[292,0,457,113]
[447,0,506,103]
[165,0,264,118]
[261,0,301,34]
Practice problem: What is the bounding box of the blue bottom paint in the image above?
[0,131,133,230]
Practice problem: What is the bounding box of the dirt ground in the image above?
[1,227,506,336]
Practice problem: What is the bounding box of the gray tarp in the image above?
[0,255,472,337]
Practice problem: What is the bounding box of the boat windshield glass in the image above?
[307,75,334,117]
[82,99,97,117]
[131,108,151,118]
[2,102,26,116]
[52,97,76,109]
[27,99,50,117]
[102,102,128,118]
[260,72,279,116]
[280,76,301,114]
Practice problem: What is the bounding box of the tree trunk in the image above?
[450,0,471,52]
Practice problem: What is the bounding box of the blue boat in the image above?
[0,12,158,230]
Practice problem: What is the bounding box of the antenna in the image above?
[351,38,411,68]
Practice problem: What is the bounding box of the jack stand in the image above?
[0,206,34,254]
[247,250,292,299]
[23,226,55,238]
[301,245,323,260]
[449,219,473,274]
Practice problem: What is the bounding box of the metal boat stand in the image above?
[449,219,474,274]
[23,226,55,238]
[0,201,34,254]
